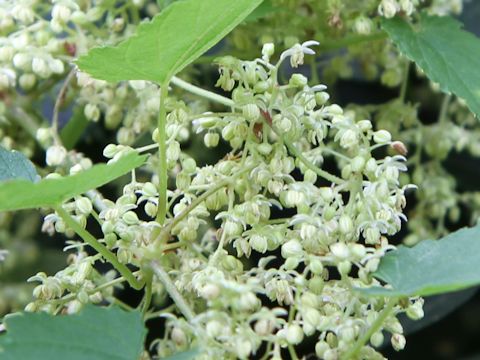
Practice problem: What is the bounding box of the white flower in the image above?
[280,40,320,68]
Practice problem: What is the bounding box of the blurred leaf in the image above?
[60,107,88,150]
[0,146,37,182]
[0,152,146,212]
[399,287,478,336]
[382,14,480,117]
[0,305,146,360]
[76,0,262,84]
[246,0,278,22]
[357,225,480,297]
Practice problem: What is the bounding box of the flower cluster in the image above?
[27,42,423,359]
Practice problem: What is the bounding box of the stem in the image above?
[155,82,169,225]
[282,137,344,185]
[55,206,144,290]
[142,270,153,315]
[150,261,195,321]
[438,93,452,124]
[52,68,76,144]
[171,76,235,108]
[344,297,397,359]
[158,165,253,242]
[399,61,410,102]
[287,345,299,360]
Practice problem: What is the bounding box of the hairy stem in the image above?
[52,68,76,145]
[281,137,345,185]
[344,297,397,359]
[156,82,169,225]
[171,76,235,108]
[55,206,144,290]
[150,261,195,321]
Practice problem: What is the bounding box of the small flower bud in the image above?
[19,73,36,90]
[289,73,308,87]
[373,130,392,144]
[286,324,304,345]
[250,234,268,253]
[354,16,373,35]
[171,327,187,347]
[122,211,139,225]
[76,197,93,215]
[370,331,384,348]
[46,145,67,166]
[338,214,354,234]
[281,239,303,258]
[379,0,399,18]
[331,242,350,260]
[144,202,157,218]
[84,103,100,122]
[242,103,260,120]
[199,283,220,300]
[391,333,406,351]
[204,132,220,147]
[315,91,330,106]
[262,43,275,61]
[315,341,330,357]
[32,57,51,78]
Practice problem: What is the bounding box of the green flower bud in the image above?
[289,73,308,87]
[373,130,392,144]
[391,333,406,351]
[286,324,304,345]
[281,239,303,258]
[370,331,384,348]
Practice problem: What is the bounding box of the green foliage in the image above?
[359,225,480,297]
[383,14,480,118]
[60,107,89,150]
[0,152,146,211]
[76,0,263,84]
[245,0,277,22]
[0,306,146,360]
[0,146,37,182]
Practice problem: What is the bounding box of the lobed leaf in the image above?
[0,146,37,182]
[0,152,146,212]
[357,225,480,297]
[0,305,146,360]
[382,14,480,118]
[76,0,263,84]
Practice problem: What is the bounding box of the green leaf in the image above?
[0,146,37,182]
[357,225,480,297]
[76,0,262,84]
[382,14,480,117]
[60,107,89,150]
[245,0,278,22]
[0,152,146,212]
[0,305,146,360]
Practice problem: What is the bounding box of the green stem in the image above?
[158,165,253,242]
[171,76,235,108]
[343,297,397,359]
[55,206,144,290]
[438,93,452,124]
[142,270,153,315]
[282,137,345,185]
[150,261,195,321]
[156,82,169,225]
[287,345,299,360]
[399,61,410,102]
